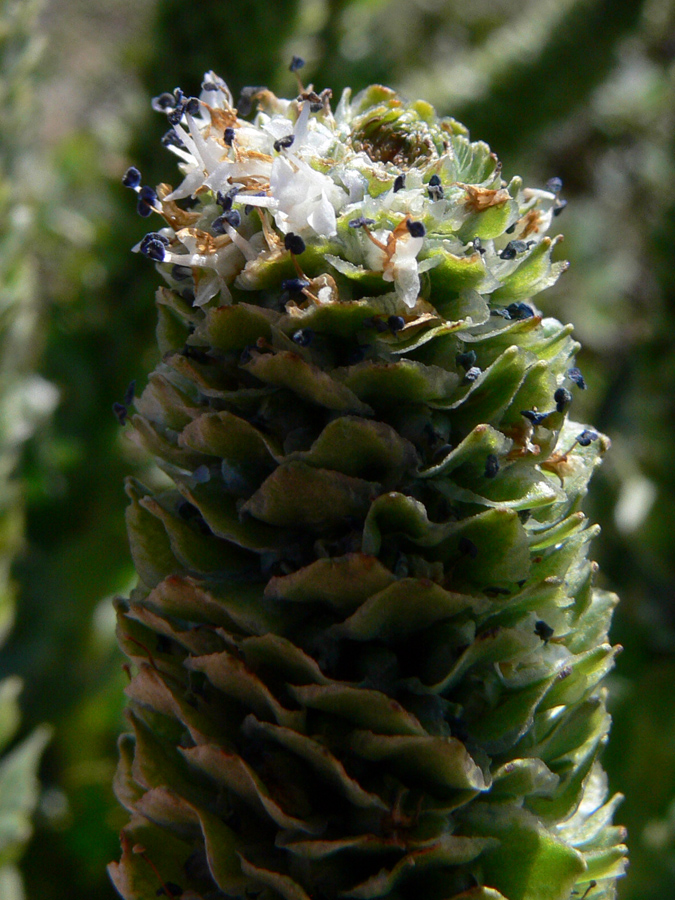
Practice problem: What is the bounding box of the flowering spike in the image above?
[111,73,626,900]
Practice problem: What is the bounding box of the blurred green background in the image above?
[0,0,673,897]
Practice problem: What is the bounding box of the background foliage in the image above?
[0,0,673,898]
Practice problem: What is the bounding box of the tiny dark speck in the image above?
[458,536,478,559]
[485,454,499,478]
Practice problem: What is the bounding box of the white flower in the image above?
[241,155,348,239]
[384,232,425,308]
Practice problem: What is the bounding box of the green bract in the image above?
[110,75,626,900]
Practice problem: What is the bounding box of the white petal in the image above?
[232,193,276,210]
[307,190,337,237]
[293,101,311,147]
[194,272,221,307]
[394,257,420,308]
[165,169,206,201]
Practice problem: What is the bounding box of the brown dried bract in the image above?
[155,185,202,229]
[520,208,543,237]
[237,148,274,164]
[231,175,270,190]
[462,184,510,213]
[204,105,238,133]
[177,227,231,255]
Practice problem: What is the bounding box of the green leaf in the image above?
[188,652,302,729]
[242,461,380,529]
[492,238,568,304]
[419,423,512,478]
[462,803,587,900]
[335,359,459,406]
[424,248,487,296]
[140,493,256,576]
[349,731,490,796]
[287,415,419,486]
[179,409,280,468]
[457,196,519,242]
[243,350,372,413]
[182,743,322,834]
[194,302,275,351]
[238,856,313,900]
[289,684,427,736]
[174,480,285,551]
[431,346,531,430]
[334,578,486,643]
[243,716,388,811]
[341,832,498,898]
[125,479,182,589]
[490,758,560,799]
[264,553,396,612]
[108,814,215,900]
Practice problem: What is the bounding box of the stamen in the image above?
[292,328,314,346]
[161,130,185,149]
[151,92,176,113]
[456,350,477,371]
[361,223,388,252]
[273,135,295,152]
[137,185,161,218]
[112,402,127,425]
[506,302,535,320]
[348,216,375,228]
[140,232,170,251]
[167,105,185,126]
[282,278,310,294]
[236,85,266,117]
[546,177,563,193]
[534,620,554,641]
[387,315,405,333]
[224,127,235,146]
[122,166,141,188]
[427,174,444,200]
[553,199,568,216]
[567,366,587,390]
[141,238,167,261]
[137,198,154,217]
[284,232,306,255]
[576,430,598,447]
[554,387,572,412]
[393,174,405,192]
[212,210,242,232]
[289,56,306,73]
[216,187,238,210]
[521,409,551,425]
[406,220,426,238]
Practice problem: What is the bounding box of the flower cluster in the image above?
[124,72,566,311]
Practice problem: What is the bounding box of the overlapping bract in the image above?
[110,77,626,900]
